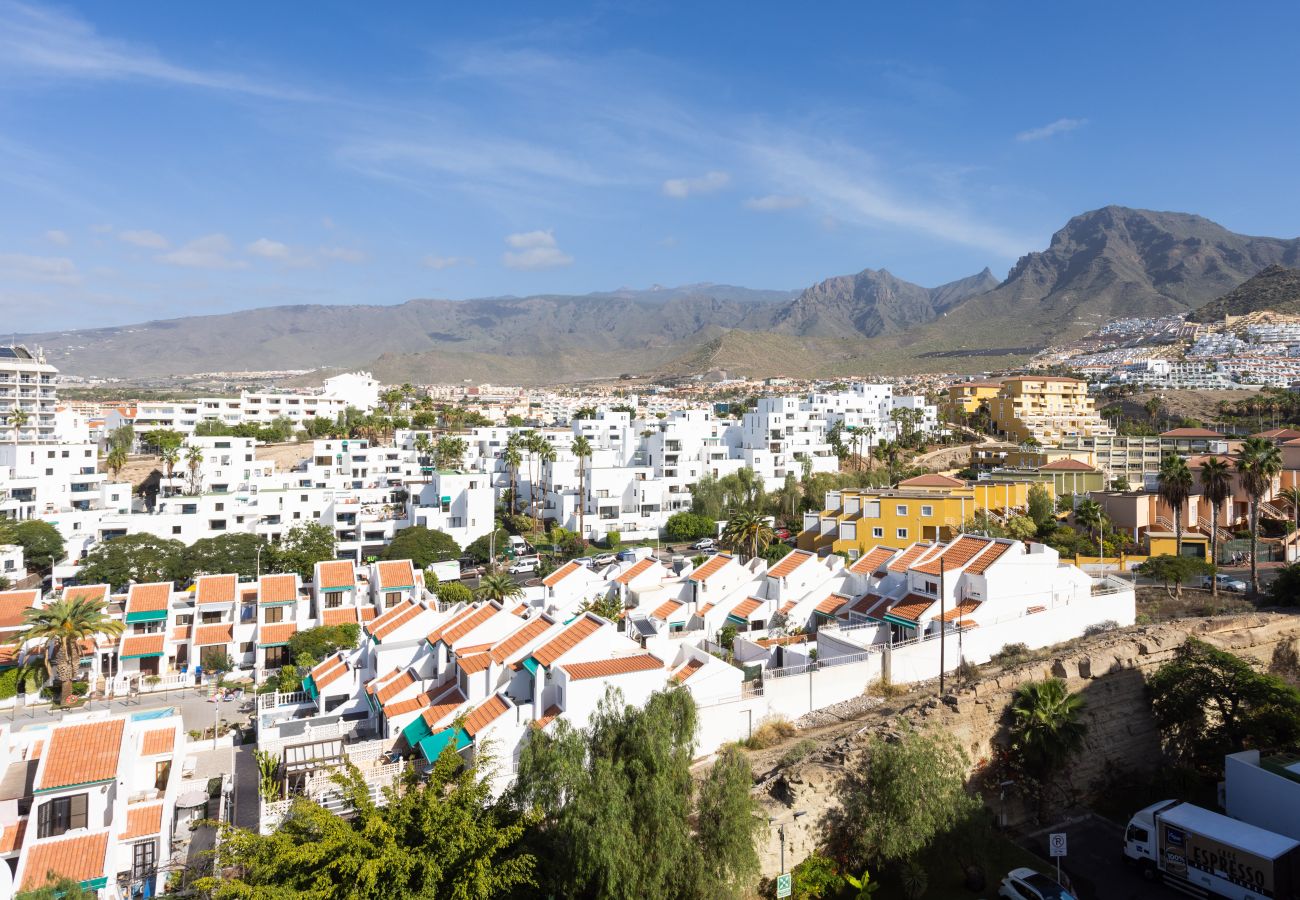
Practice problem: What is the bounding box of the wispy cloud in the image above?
[0,252,80,284]
[744,194,806,212]
[502,230,572,270]
[43,229,69,245]
[118,229,169,250]
[1015,117,1087,142]
[422,255,472,270]
[662,171,730,198]
[158,234,246,270]
[247,237,291,259]
[321,246,367,264]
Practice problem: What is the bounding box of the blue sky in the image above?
[3,1,1300,332]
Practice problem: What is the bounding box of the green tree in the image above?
[11,595,124,705]
[1005,515,1038,543]
[16,874,93,900]
[287,624,361,662]
[572,434,593,544]
[464,528,508,565]
[1238,436,1283,595]
[434,435,468,471]
[1282,485,1300,537]
[690,473,725,520]
[1072,497,1106,560]
[182,533,271,580]
[1268,563,1300,607]
[1149,638,1300,767]
[106,423,134,454]
[721,510,774,561]
[1136,554,1212,598]
[77,533,185,589]
[201,752,535,899]
[185,444,204,494]
[1009,678,1087,776]
[664,512,716,542]
[105,444,128,479]
[382,526,460,568]
[694,745,764,897]
[826,725,978,869]
[434,580,474,606]
[1200,457,1233,596]
[578,594,623,620]
[8,520,65,573]
[273,522,337,580]
[475,572,524,604]
[1157,453,1194,557]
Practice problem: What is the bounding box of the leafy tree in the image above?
[464,528,508,564]
[578,594,623,621]
[8,520,64,572]
[186,444,204,494]
[1267,563,1300,607]
[1072,497,1106,559]
[200,752,535,899]
[77,533,185,589]
[1005,515,1038,543]
[475,572,524,603]
[105,445,128,479]
[573,406,598,421]
[106,423,134,454]
[182,532,271,580]
[381,526,459,568]
[1200,457,1233,593]
[12,595,124,705]
[16,874,93,900]
[1238,437,1283,594]
[272,522,336,580]
[434,435,468,471]
[691,473,725,520]
[665,511,715,542]
[721,510,774,561]
[1157,453,1194,556]
[826,725,979,869]
[1009,678,1087,776]
[434,580,473,606]
[1149,638,1300,767]
[1137,554,1212,598]
[510,688,761,899]
[763,541,793,565]
[788,852,846,899]
[138,427,183,456]
[287,624,361,662]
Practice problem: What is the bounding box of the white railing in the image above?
[261,760,404,833]
[259,690,310,711]
[344,739,390,766]
[765,646,882,679]
[258,717,361,757]
[108,672,192,697]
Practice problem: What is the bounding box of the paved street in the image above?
[1020,814,1185,900]
[6,683,252,739]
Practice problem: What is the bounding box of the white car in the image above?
[1199,573,1248,593]
[692,538,716,551]
[998,867,1075,900]
[507,557,539,574]
[591,553,617,567]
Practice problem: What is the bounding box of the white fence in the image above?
[107,672,192,698]
[259,759,404,833]
[257,716,362,758]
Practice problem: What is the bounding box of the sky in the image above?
[3,1,1300,333]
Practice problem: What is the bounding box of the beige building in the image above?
[987,376,1112,444]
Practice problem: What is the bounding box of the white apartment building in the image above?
[808,382,940,443]
[0,346,58,444]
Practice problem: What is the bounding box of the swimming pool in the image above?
[131,707,176,721]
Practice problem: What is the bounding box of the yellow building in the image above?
[797,473,1050,558]
[987,375,1112,444]
[942,379,1005,421]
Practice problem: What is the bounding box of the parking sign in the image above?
[776,872,792,898]
[1049,832,1067,857]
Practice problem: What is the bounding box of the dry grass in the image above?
[866,676,907,698]
[742,716,798,750]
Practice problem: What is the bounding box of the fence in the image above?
[107,672,192,698]
[259,759,404,833]
[259,690,310,711]
[257,716,362,758]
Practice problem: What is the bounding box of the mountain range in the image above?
[21,206,1300,384]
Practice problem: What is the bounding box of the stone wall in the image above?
[753,612,1300,877]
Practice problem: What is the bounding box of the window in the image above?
[921,505,934,517]
[264,646,288,667]
[923,580,939,594]
[239,641,254,655]
[1126,825,1148,843]
[264,605,285,624]
[896,528,908,539]
[172,526,182,535]
[37,793,87,838]
[155,760,171,791]
[895,505,907,516]
[209,519,226,531]
[872,527,884,538]
[215,502,224,511]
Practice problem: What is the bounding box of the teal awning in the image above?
[725,613,748,626]
[402,713,432,747]
[417,727,469,762]
[521,657,540,675]
[883,614,919,629]
[125,609,168,624]
[122,650,163,660]
[303,674,319,702]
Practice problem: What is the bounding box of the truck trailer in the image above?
[1125,800,1300,899]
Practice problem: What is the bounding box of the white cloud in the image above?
[0,252,79,284]
[744,194,807,212]
[502,230,572,270]
[43,228,69,245]
[118,229,169,250]
[1015,118,1087,142]
[247,237,291,259]
[157,234,246,270]
[662,170,730,198]
[422,254,472,270]
[320,246,367,264]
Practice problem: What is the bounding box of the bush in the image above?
[287,624,360,662]
[743,716,797,750]
[777,738,818,769]
[867,676,906,698]
[664,511,716,542]
[991,642,1032,667]
[71,681,89,697]
[1083,619,1119,637]
[381,526,460,568]
[0,668,18,701]
[435,581,473,605]
[604,530,621,549]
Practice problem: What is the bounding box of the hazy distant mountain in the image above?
[1186,265,1300,322]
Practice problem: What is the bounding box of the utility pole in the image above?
[938,554,946,697]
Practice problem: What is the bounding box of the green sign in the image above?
[776,872,792,898]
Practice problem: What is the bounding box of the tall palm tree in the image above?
[535,440,556,528]
[572,435,593,545]
[1073,498,1105,560]
[1238,437,1284,595]
[1199,457,1234,601]
[11,596,124,705]
[504,434,523,516]
[475,572,524,603]
[413,433,434,481]
[435,436,467,471]
[1157,453,1194,557]
[8,407,29,449]
[1281,485,1300,538]
[720,510,774,561]
[1009,677,1087,776]
[105,445,128,480]
[161,446,181,496]
[185,445,204,495]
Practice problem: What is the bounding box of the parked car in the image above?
[692,538,716,551]
[458,564,485,580]
[591,553,617,567]
[507,556,540,574]
[617,547,654,563]
[1199,573,1248,592]
[572,556,596,568]
[998,868,1075,900]
[773,528,791,540]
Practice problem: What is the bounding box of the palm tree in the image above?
[720,510,774,561]
[535,440,556,529]
[1157,453,1194,557]
[1009,677,1087,776]
[185,445,204,495]
[475,572,524,603]
[413,433,434,481]
[1199,458,1233,601]
[1281,485,1300,538]
[161,446,181,496]
[572,435,593,545]
[105,445,128,480]
[11,596,124,705]
[504,434,523,516]
[1238,436,1284,595]
[435,436,468,471]
[8,407,29,449]
[1073,498,1105,560]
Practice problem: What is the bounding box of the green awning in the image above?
[303,674,319,701]
[122,649,163,660]
[258,640,292,648]
[125,609,168,624]
[725,613,748,626]
[417,727,469,762]
[521,657,540,675]
[402,713,432,747]
[883,614,919,629]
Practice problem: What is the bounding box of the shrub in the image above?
[867,676,906,698]
[743,716,797,750]
[1083,619,1119,638]
[991,642,1032,667]
[777,738,818,769]
[71,681,89,697]
[664,511,716,542]
[0,668,18,701]
[435,580,473,605]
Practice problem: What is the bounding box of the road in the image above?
[1020,814,1185,900]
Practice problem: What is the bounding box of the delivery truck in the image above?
[1125,800,1300,899]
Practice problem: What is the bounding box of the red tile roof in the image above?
[0,590,37,629]
[171,625,191,642]
[463,694,510,736]
[321,606,360,626]
[964,541,1012,575]
[0,816,25,853]
[886,542,934,573]
[814,592,852,616]
[913,536,992,576]
[196,574,237,605]
[651,598,684,620]
[887,593,935,623]
[384,690,432,719]
[121,802,164,839]
[439,603,498,645]
[1160,427,1221,438]
[126,582,171,613]
[121,634,165,657]
[40,718,124,790]
[542,560,582,588]
[258,574,298,605]
[377,559,416,590]
[614,558,656,584]
[366,599,424,642]
[194,622,234,646]
[62,584,108,604]
[729,597,763,620]
[672,658,704,683]
[21,831,109,890]
[140,727,175,757]
[373,668,416,705]
[420,685,467,729]
[850,594,890,619]
[561,654,664,681]
[530,614,602,666]
[688,554,732,582]
[897,473,966,489]
[1040,458,1097,472]
[310,654,349,691]
[258,623,298,646]
[767,549,815,579]
[849,546,898,575]
[359,606,377,621]
[489,617,553,663]
[316,560,356,590]
[457,653,492,675]
[534,704,562,729]
[938,600,981,623]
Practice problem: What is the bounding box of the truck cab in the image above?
[1124,801,1167,875]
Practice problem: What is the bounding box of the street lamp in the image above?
[769,810,806,880]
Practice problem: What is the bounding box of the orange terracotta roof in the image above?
[561,654,664,681]
[62,584,108,604]
[767,549,815,579]
[534,704,562,729]
[171,625,191,641]
[814,592,852,616]
[511,603,529,616]
[463,694,510,736]
[688,554,732,582]
[426,604,477,645]
[439,603,497,645]
[373,668,416,705]
[121,634,165,657]
[195,574,237,605]
[849,546,898,575]
[384,690,431,719]
[258,574,298,605]
[489,617,552,663]
[1026,605,1046,614]
[938,600,981,623]
[20,831,109,890]
[887,593,935,623]
[1161,427,1221,438]
[121,802,164,839]
[542,561,582,588]
[0,646,17,666]
[913,536,992,576]
[530,614,602,666]
[651,598,684,620]
[366,599,424,642]
[321,606,360,626]
[29,740,42,760]
[886,542,934,573]
[377,559,416,590]
[126,582,171,613]
[258,623,298,646]
[729,597,763,620]
[194,622,234,646]
[316,560,356,590]
[778,600,796,615]
[310,654,349,691]
[964,541,1012,575]
[0,590,37,628]
[850,594,890,619]
[672,658,704,683]
[40,718,125,790]
[698,602,715,615]
[420,685,467,728]
[457,653,492,675]
[614,558,656,584]
[359,606,377,621]
[0,816,25,853]
[1255,428,1300,440]
[140,727,175,757]
[897,473,966,488]
[1040,458,1097,472]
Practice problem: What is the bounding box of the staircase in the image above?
[1261,500,1291,521]
[1198,515,1234,543]
[1155,515,1175,532]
